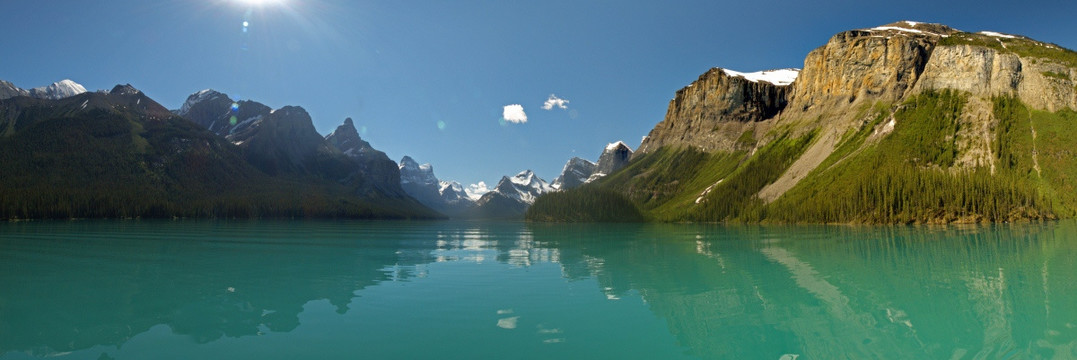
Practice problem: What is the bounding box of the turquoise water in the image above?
[1,220,1076,359]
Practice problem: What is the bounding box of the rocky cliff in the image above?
[535,21,1077,224]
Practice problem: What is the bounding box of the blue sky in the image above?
[3,0,1076,188]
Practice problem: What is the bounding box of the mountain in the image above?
[552,157,596,190]
[530,21,1077,224]
[175,90,332,175]
[0,82,438,219]
[325,118,405,197]
[0,79,87,100]
[397,156,476,215]
[0,80,29,100]
[589,141,634,182]
[474,170,554,218]
[28,79,87,100]
[174,90,415,206]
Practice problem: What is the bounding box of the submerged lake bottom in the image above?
[1,220,1076,359]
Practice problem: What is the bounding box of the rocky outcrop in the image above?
[638,68,793,154]
[913,42,1077,112]
[326,118,404,197]
[0,80,28,100]
[552,157,596,190]
[594,141,634,177]
[623,20,1077,217]
[397,156,477,216]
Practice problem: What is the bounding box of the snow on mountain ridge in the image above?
[29,79,87,100]
[720,68,799,86]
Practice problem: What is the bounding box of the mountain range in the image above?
[7,21,1076,223]
[396,139,634,219]
[530,21,1077,224]
[0,80,438,219]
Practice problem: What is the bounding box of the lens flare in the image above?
[230,116,238,125]
[436,120,446,130]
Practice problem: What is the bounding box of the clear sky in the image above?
[3,0,1076,188]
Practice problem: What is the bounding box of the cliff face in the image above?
[914,42,1077,112]
[546,21,1077,224]
[637,69,793,154]
[791,26,947,109]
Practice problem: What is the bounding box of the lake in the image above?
[1,220,1075,359]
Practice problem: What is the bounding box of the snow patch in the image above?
[721,68,799,86]
[606,140,629,151]
[695,179,724,204]
[869,26,924,34]
[178,89,224,116]
[979,31,1017,39]
[79,99,88,110]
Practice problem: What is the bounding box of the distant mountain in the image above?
[552,141,635,189]
[591,141,633,180]
[0,79,86,101]
[29,79,87,100]
[552,157,596,190]
[325,118,405,197]
[398,156,475,215]
[0,81,438,219]
[473,170,553,218]
[0,80,29,100]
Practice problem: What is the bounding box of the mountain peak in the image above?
[177,89,231,116]
[29,79,87,100]
[109,84,141,96]
[400,155,418,168]
[344,117,354,126]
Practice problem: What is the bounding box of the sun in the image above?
[235,0,285,6]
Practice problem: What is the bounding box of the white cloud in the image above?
[465,181,490,201]
[542,94,569,110]
[502,104,527,124]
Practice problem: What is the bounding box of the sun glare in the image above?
[235,0,285,6]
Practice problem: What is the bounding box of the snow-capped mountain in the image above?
[0,79,87,101]
[589,141,634,182]
[398,156,476,215]
[552,157,596,190]
[438,181,472,205]
[473,170,554,218]
[501,170,555,204]
[29,79,87,100]
[399,156,438,187]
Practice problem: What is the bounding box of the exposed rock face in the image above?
[792,25,948,109]
[594,141,634,176]
[638,69,792,154]
[399,156,442,204]
[913,44,1077,112]
[326,118,404,196]
[552,157,596,190]
[174,90,415,203]
[0,80,28,100]
[634,20,1077,206]
[397,156,477,215]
